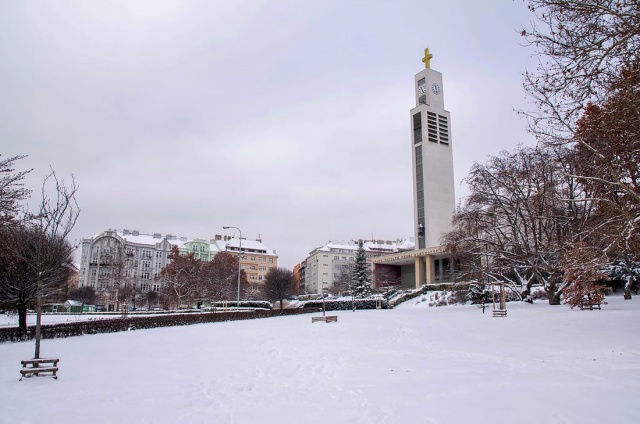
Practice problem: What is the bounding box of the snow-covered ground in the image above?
[1,296,639,424]
[0,311,214,327]
[0,313,120,327]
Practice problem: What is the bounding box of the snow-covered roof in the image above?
[120,231,188,248]
[310,238,415,256]
[84,229,276,256]
[223,238,276,256]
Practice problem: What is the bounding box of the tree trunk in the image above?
[522,280,535,302]
[279,297,284,310]
[624,275,633,300]
[18,304,27,333]
[547,282,561,305]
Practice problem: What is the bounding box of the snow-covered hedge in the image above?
[0,308,319,343]
[301,299,388,311]
[209,300,272,310]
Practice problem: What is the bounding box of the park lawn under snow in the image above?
[0,311,205,328]
[1,297,639,424]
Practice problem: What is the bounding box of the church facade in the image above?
[372,49,456,289]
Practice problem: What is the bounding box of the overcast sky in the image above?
[0,0,537,269]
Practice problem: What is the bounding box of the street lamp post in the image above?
[222,226,243,310]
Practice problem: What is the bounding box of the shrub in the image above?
[301,299,388,311]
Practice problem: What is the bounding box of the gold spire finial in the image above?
[421,48,433,69]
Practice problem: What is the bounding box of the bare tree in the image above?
[69,286,97,309]
[373,264,401,301]
[146,290,159,309]
[0,169,79,359]
[0,154,32,228]
[443,146,590,304]
[331,264,353,295]
[200,252,239,302]
[160,246,201,309]
[263,267,294,310]
[109,244,141,312]
[522,0,640,144]
[522,1,640,285]
[243,284,263,301]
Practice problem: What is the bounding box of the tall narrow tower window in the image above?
[413,112,422,144]
[438,115,449,145]
[427,112,438,143]
[415,145,425,249]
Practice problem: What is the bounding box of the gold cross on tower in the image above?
[421,48,433,69]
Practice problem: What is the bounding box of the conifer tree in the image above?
[350,240,371,298]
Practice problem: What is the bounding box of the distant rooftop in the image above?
[84,229,276,256]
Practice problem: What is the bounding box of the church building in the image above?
[372,49,456,288]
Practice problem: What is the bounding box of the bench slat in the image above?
[312,316,338,323]
[21,358,59,366]
[21,367,58,374]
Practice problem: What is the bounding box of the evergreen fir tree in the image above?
[350,240,372,298]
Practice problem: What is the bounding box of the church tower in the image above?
[411,48,455,249]
[372,49,457,289]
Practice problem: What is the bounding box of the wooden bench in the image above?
[20,358,59,381]
[580,303,601,311]
[492,309,507,317]
[311,315,338,323]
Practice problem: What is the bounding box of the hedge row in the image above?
[302,299,389,311]
[0,308,320,343]
[209,300,272,310]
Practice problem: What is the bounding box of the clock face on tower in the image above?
[418,85,426,95]
[431,83,440,95]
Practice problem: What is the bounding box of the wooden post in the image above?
[34,273,42,359]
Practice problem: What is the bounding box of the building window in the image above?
[415,144,425,249]
[438,114,449,144]
[427,111,438,143]
[413,112,422,144]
